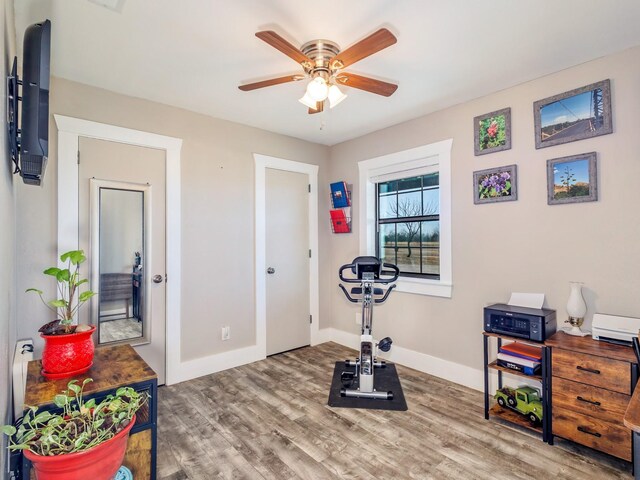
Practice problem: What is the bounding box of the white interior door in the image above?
[78,137,167,384]
[265,168,310,356]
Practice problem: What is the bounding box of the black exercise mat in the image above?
[327,361,408,411]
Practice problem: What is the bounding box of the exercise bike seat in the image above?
[350,287,384,296]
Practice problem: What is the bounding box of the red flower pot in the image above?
[23,415,135,480]
[40,325,96,379]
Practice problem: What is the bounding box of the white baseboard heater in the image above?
[12,339,33,419]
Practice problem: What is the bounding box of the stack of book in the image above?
[497,342,543,376]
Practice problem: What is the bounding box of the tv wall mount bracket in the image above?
[7,56,21,175]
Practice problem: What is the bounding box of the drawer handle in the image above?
[576,365,601,375]
[577,426,602,438]
[576,396,601,407]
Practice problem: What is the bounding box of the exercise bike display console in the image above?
[338,256,399,400]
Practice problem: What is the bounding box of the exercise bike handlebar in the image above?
[338,284,358,303]
[374,284,396,304]
[338,262,400,284]
[338,283,397,304]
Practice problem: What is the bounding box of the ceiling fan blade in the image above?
[238,75,303,91]
[330,28,397,69]
[255,31,312,66]
[308,101,324,114]
[336,73,398,97]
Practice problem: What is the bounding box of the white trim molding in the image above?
[324,328,483,391]
[254,154,320,359]
[54,115,183,385]
[358,139,453,298]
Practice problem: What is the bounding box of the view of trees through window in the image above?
[377,173,440,278]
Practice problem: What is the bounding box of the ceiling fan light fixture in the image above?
[306,76,329,102]
[299,93,318,109]
[328,85,347,109]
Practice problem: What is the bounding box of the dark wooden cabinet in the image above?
[546,332,638,462]
[23,344,158,479]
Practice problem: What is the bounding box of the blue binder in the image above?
[330,181,350,208]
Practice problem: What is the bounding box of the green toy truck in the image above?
[494,385,543,424]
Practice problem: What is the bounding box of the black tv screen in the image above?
[10,19,51,185]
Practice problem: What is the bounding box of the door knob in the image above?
[266,267,275,274]
[152,274,163,283]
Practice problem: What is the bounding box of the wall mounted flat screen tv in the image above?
[7,19,51,186]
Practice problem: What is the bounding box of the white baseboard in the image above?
[169,327,483,392]
[100,307,128,317]
[313,327,333,345]
[172,344,263,384]
[321,327,484,392]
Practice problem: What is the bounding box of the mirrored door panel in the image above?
[90,179,151,346]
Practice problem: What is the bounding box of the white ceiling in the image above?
[13,0,640,146]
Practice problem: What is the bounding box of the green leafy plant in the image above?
[1,378,145,456]
[27,250,97,334]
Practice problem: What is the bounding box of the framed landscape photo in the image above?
[534,79,612,149]
[547,152,597,205]
[473,164,517,204]
[474,107,511,156]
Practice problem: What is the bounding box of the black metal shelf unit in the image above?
[483,332,551,442]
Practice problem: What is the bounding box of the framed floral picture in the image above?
[473,164,517,204]
[473,107,511,156]
[546,152,597,205]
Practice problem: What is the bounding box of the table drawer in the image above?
[552,376,630,425]
[553,406,631,461]
[552,348,630,394]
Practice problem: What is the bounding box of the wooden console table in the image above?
[546,332,638,462]
[23,344,158,479]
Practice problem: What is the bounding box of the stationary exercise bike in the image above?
[338,256,399,400]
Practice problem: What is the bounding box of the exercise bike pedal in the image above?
[341,371,355,388]
[378,336,393,352]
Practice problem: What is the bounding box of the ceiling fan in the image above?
[239,28,398,114]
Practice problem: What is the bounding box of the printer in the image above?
[592,313,640,345]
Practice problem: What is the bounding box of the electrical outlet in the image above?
[221,326,230,341]
[355,312,361,325]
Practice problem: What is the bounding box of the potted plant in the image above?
[27,250,97,378]
[2,378,144,480]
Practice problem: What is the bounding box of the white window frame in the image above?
[358,139,453,298]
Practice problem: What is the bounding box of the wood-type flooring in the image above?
[156,342,630,479]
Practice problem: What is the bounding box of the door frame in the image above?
[54,115,182,384]
[254,153,320,357]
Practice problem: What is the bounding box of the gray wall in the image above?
[328,46,640,372]
[15,77,332,363]
[1,0,16,475]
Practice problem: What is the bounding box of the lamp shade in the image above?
[566,282,587,319]
[298,93,318,109]
[306,77,329,102]
[328,85,347,108]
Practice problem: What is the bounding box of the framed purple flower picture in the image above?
[473,164,518,204]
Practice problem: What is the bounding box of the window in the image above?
[358,139,452,298]
[376,172,440,279]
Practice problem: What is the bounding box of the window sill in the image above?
[395,277,452,298]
